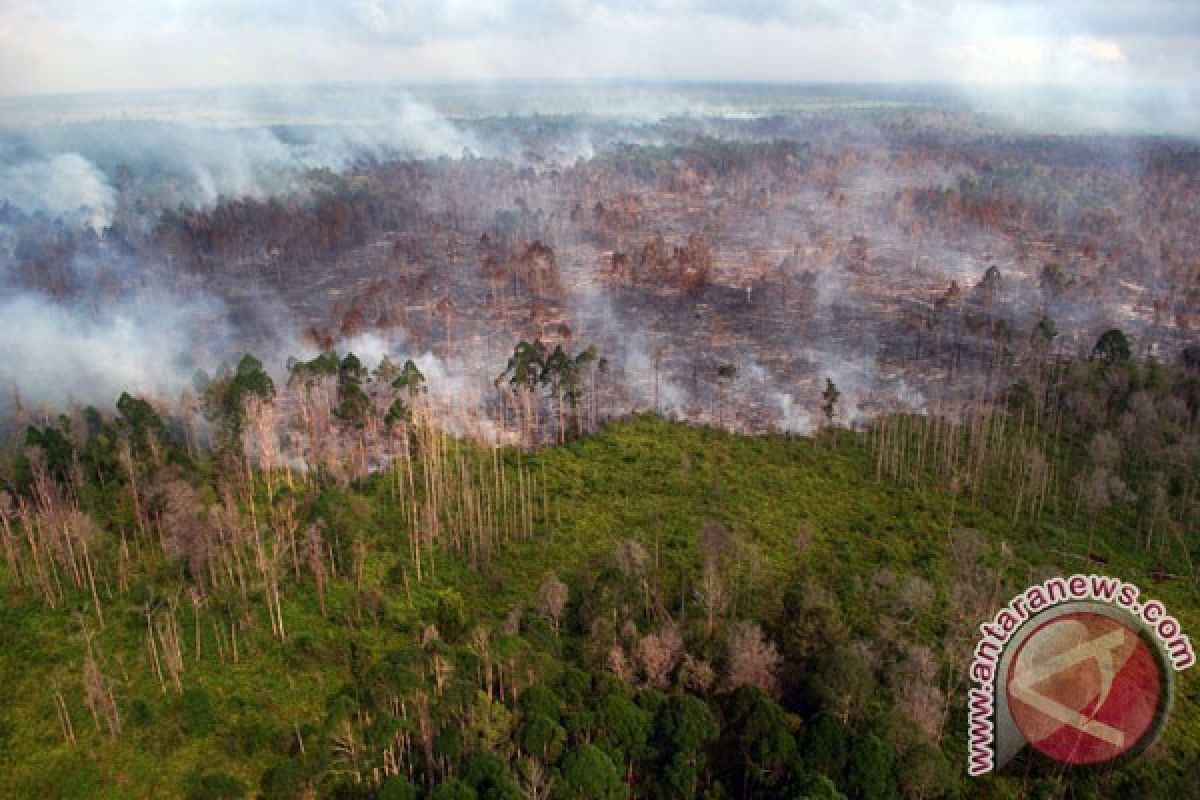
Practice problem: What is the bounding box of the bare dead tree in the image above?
[638,624,683,689]
[724,621,783,699]
[304,525,327,617]
[537,573,568,633]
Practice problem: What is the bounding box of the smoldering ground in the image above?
[0,84,1193,438]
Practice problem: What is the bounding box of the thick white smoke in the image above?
[0,290,232,409]
[0,153,116,232]
[0,91,479,225]
[0,90,482,412]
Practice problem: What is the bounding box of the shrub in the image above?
[220,718,271,758]
[180,687,216,736]
[431,778,477,800]
[127,698,153,727]
[434,589,468,641]
[184,770,247,800]
[378,775,418,800]
[259,759,307,800]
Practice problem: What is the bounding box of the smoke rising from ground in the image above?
[0,153,116,232]
[0,83,1194,433]
[0,89,484,411]
[0,290,228,409]
[0,89,481,231]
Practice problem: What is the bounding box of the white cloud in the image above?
[0,1,1195,95]
[1071,35,1125,64]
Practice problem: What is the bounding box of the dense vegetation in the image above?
[1,347,1197,799]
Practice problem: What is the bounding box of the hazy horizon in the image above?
[0,79,1196,138]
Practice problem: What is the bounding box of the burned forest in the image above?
[1,82,1199,800]
[6,104,1199,453]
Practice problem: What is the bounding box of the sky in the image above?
[0,1,1198,97]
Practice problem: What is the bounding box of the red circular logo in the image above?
[1005,611,1163,764]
